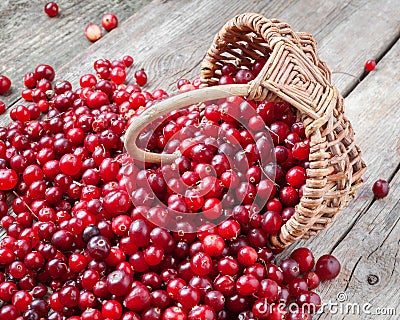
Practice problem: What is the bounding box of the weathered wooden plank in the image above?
[294,40,400,319]
[0,0,399,316]
[316,171,400,320]
[317,0,400,96]
[57,0,400,96]
[0,0,151,105]
[292,40,400,254]
[1,0,399,112]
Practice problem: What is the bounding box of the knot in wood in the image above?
[367,274,379,285]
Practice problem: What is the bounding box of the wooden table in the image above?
[1,0,399,319]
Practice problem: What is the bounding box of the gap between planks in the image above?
[0,0,151,106]
[1,0,399,113]
[287,40,400,320]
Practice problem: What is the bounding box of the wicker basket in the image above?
[124,13,366,248]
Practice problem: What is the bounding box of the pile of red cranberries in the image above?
[0,54,342,320]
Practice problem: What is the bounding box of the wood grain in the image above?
[316,171,400,320]
[58,0,400,96]
[0,0,151,106]
[0,0,399,317]
[1,0,399,111]
[294,40,400,319]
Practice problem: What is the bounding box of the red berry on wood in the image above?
[0,75,11,95]
[44,2,59,17]
[315,254,341,280]
[102,14,118,31]
[85,24,102,42]
[372,179,389,199]
[134,70,147,86]
[364,59,376,72]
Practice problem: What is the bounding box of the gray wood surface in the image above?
[300,40,400,320]
[0,0,399,318]
[0,0,150,105]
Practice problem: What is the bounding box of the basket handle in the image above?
[124,84,249,163]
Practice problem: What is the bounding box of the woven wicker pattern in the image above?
[200,13,367,248]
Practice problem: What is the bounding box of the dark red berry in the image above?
[44,2,59,17]
[372,179,389,199]
[290,247,315,273]
[0,76,11,94]
[315,254,341,280]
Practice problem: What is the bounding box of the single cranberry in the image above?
[270,121,290,144]
[290,247,315,273]
[280,258,300,283]
[102,13,118,31]
[110,67,126,84]
[315,254,341,280]
[280,186,299,207]
[236,274,260,296]
[31,285,48,298]
[106,270,132,296]
[150,290,170,310]
[201,234,224,257]
[51,230,74,251]
[281,207,295,222]
[365,59,376,71]
[237,246,258,266]
[129,219,151,247]
[190,252,212,276]
[261,211,282,234]
[0,305,19,319]
[257,278,278,303]
[144,246,164,266]
[0,169,18,190]
[218,219,240,240]
[9,260,27,279]
[123,55,134,67]
[372,179,389,198]
[188,305,216,320]
[304,271,320,289]
[226,294,249,313]
[288,278,309,297]
[286,166,307,189]
[177,286,201,310]
[235,69,255,84]
[135,70,147,86]
[292,141,310,161]
[162,306,186,320]
[124,285,151,312]
[35,64,55,81]
[58,285,79,307]
[44,2,59,17]
[87,235,111,260]
[204,290,225,312]
[0,75,11,94]
[265,263,284,284]
[85,24,102,42]
[296,290,322,312]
